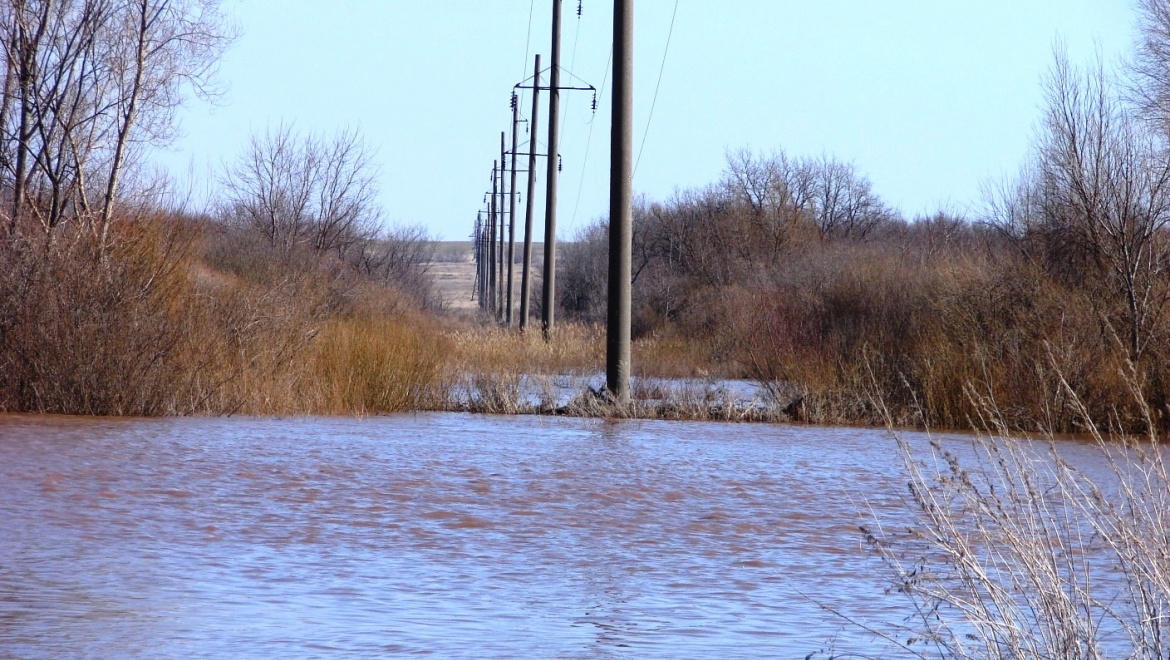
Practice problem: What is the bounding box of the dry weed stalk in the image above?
[864,369,1170,658]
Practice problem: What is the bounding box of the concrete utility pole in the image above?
[520,54,541,331]
[507,103,519,327]
[607,0,633,404]
[474,211,484,306]
[489,161,498,314]
[498,132,507,322]
[542,0,563,341]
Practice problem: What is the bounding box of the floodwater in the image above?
[0,413,1105,657]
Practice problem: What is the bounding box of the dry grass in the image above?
[9,205,1157,432]
[307,314,446,414]
[632,331,731,379]
[439,326,598,415]
[859,372,1170,658]
[443,324,604,376]
[437,323,779,419]
[443,323,731,380]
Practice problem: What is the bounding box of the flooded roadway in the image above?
[0,413,1078,657]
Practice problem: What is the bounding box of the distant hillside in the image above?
[429,241,544,263]
[427,241,544,312]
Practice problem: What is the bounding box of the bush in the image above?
[0,209,446,417]
[0,216,205,415]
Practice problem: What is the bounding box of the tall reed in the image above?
[309,314,446,414]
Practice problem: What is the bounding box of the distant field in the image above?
[430,241,473,263]
[428,241,543,262]
[427,241,543,312]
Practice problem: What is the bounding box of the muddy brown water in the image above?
[0,413,1112,657]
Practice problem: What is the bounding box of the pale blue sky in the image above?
[158,1,1137,240]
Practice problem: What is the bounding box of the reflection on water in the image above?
[0,413,1108,657]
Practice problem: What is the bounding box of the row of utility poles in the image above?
[471,0,632,403]
[473,2,584,341]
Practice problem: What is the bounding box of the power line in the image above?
[568,49,611,235]
[518,0,535,116]
[521,0,535,80]
[634,0,679,177]
[559,0,584,146]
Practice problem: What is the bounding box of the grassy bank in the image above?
[2,207,1166,436]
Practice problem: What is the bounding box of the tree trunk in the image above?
[100,0,153,250]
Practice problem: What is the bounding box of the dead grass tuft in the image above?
[860,371,1170,657]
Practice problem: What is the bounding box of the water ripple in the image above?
[0,413,1108,657]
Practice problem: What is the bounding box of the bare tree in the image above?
[559,218,609,321]
[3,0,55,232]
[995,51,1170,360]
[98,0,233,244]
[0,0,232,239]
[722,148,814,261]
[810,155,892,241]
[1130,0,1170,128]
[721,149,891,248]
[221,125,382,259]
[348,222,438,306]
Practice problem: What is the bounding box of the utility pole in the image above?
[477,205,489,308]
[520,54,541,331]
[607,0,633,404]
[474,211,484,307]
[542,0,563,341]
[507,95,520,327]
[489,161,498,315]
[498,133,507,322]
